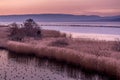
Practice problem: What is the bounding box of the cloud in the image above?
[0,0,119,16]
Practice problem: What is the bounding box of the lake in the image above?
[41,25,120,35]
[0,21,120,40]
[39,22,120,27]
[40,22,120,41]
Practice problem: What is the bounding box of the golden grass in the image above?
[6,41,36,54]
[66,39,120,60]
[5,41,120,78]
[0,25,8,27]
[41,29,67,38]
[1,25,120,78]
[0,27,9,39]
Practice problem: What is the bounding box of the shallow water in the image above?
[40,22,120,41]
[41,25,120,35]
[39,22,120,27]
[1,21,120,40]
[40,22,120,35]
[1,22,120,27]
[1,21,120,35]
[0,50,111,80]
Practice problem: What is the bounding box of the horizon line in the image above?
[0,13,119,17]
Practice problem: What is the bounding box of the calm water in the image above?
[1,22,120,26]
[41,25,120,35]
[40,22,120,40]
[42,22,120,35]
[0,50,110,80]
[39,22,120,27]
[39,22,120,35]
[0,22,120,35]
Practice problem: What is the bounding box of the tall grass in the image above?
[6,41,36,54]
[66,39,120,60]
[0,27,9,39]
[41,29,67,38]
[49,38,69,47]
[113,39,120,52]
[6,41,120,79]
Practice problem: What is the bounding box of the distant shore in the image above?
[40,24,120,28]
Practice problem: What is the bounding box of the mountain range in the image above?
[0,14,120,22]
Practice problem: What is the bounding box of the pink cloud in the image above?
[0,0,119,16]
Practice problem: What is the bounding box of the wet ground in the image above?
[0,50,110,80]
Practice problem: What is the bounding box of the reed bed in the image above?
[41,29,67,38]
[0,27,9,39]
[66,39,120,60]
[6,41,36,54]
[6,41,120,79]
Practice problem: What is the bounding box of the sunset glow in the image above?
[0,0,119,16]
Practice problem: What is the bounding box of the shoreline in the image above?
[0,24,120,41]
[40,24,120,28]
[63,31,120,41]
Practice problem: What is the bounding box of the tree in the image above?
[8,19,42,41]
[24,19,38,28]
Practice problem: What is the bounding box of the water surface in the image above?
[42,26,120,35]
[1,21,120,35]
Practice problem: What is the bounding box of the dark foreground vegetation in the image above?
[8,19,66,41]
[8,19,42,41]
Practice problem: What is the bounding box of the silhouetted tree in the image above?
[8,19,42,41]
[24,19,38,28]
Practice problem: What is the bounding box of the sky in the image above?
[0,0,120,16]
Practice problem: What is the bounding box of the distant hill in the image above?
[0,14,120,22]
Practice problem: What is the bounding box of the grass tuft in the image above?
[49,38,69,47]
[5,41,120,78]
[113,39,120,52]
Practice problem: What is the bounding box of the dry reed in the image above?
[41,29,67,38]
[6,41,35,54]
[66,39,120,60]
[5,41,120,79]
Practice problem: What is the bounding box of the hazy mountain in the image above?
[0,14,119,22]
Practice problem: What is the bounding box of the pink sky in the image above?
[0,0,119,16]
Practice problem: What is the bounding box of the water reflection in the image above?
[0,50,110,80]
